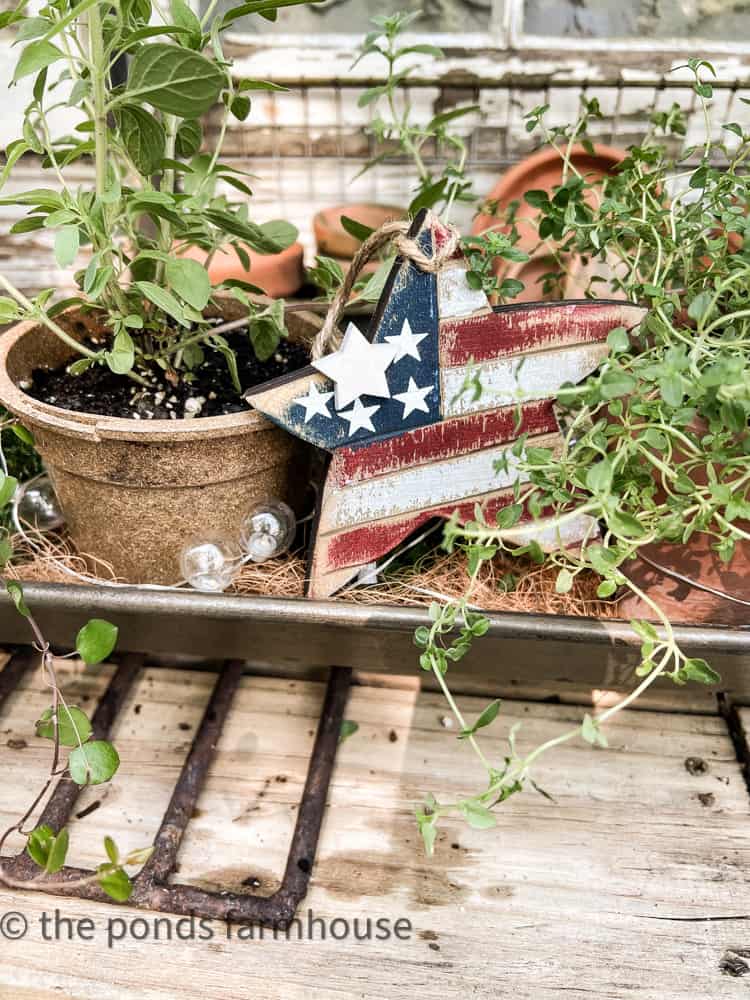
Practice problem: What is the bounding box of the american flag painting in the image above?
[246,211,645,599]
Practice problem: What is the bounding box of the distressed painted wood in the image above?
[0,656,749,999]
[247,212,646,598]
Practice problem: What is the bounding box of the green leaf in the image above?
[495,503,523,529]
[36,705,92,747]
[175,119,202,158]
[6,580,29,618]
[258,219,297,250]
[581,713,607,747]
[356,256,392,302]
[555,568,574,593]
[104,836,119,865]
[418,816,437,856]
[607,326,630,354]
[524,189,551,210]
[0,473,18,508]
[170,0,202,43]
[0,295,20,323]
[660,374,684,407]
[204,210,290,253]
[45,827,69,874]
[596,579,617,598]
[13,40,64,81]
[26,825,55,868]
[134,281,188,327]
[460,699,500,740]
[106,330,135,375]
[165,258,211,311]
[115,104,166,176]
[68,740,120,785]
[9,423,33,447]
[408,178,448,215]
[600,369,637,399]
[75,619,118,666]
[125,44,224,117]
[340,214,374,243]
[426,104,479,131]
[679,658,721,686]
[608,511,645,539]
[98,866,133,902]
[585,459,613,494]
[687,291,712,323]
[230,94,251,121]
[54,226,79,268]
[461,802,496,830]
[339,720,359,744]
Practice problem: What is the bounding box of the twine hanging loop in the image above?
[311,211,461,361]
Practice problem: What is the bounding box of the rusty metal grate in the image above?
[0,648,351,926]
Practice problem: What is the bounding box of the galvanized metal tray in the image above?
[1,581,748,697]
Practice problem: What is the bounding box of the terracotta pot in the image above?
[313,203,405,260]
[181,242,305,299]
[615,418,750,626]
[0,300,316,585]
[616,537,750,627]
[473,144,626,302]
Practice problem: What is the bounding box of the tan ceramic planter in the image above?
[0,300,315,584]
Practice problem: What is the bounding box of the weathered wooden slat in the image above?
[0,659,748,999]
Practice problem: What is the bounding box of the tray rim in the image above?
[1,579,748,654]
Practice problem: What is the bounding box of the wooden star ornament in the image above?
[246,211,645,599]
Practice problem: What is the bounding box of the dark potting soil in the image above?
[25,328,311,420]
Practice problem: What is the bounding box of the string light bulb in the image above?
[239,500,296,563]
[179,535,242,592]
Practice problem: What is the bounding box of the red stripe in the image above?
[330,399,557,487]
[440,302,644,366]
[322,489,527,571]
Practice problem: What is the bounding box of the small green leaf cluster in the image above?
[0,0,313,389]
[461,232,529,303]
[26,825,152,901]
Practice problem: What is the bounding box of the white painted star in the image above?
[311,323,397,410]
[293,381,334,422]
[393,377,433,418]
[338,398,380,435]
[385,317,429,363]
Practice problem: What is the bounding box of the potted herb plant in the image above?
[0,0,316,583]
[411,60,750,849]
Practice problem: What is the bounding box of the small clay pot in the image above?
[0,299,317,584]
[615,416,750,627]
[473,144,626,251]
[181,242,305,299]
[473,144,626,302]
[616,537,750,627]
[313,204,405,260]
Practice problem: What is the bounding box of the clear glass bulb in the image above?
[239,500,296,563]
[180,535,242,592]
[16,475,65,532]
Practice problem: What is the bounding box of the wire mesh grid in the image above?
[223,74,749,243]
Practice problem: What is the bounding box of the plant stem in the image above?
[87,2,108,200]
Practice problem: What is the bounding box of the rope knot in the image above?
[311,211,460,360]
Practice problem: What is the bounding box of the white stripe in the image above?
[442,342,609,416]
[438,265,490,320]
[319,433,560,531]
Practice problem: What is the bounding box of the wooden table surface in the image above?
[0,652,748,999]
